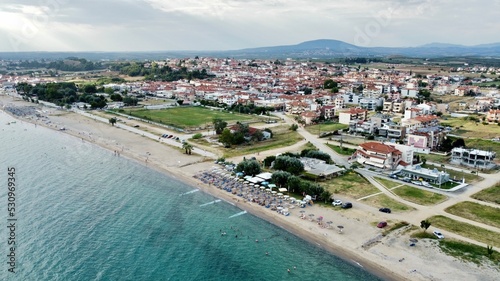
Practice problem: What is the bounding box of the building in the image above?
[399,165,450,185]
[354,142,403,170]
[486,109,500,123]
[339,108,368,125]
[320,105,336,120]
[300,157,345,179]
[450,147,497,169]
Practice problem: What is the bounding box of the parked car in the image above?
[433,230,444,239]
[332,199,342,206]
[379,207,391,214]
[377,221,387,228]
[412,181,422,186]
[341,202,353,209]
[422,181,432,188]
[402,177,411,183]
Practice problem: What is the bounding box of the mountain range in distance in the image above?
[1,39,500,61]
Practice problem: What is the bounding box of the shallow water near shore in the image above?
[0,112,383,281]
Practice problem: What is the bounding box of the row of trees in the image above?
[16,82,139,109]
[199,99,276,116]
[116,62,214,81]
[13,58,105,71]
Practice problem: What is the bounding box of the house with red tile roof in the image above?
[354,142,403,170]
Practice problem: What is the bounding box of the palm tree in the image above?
[182,142,193,155]
[420,220,431,232]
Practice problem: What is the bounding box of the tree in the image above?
[289,124,299,131]
[177,100,184,106]
[109,117,117,126]
[263,156,276,168]
[452,138,465,148]
[83,84,97,94]
[420,220,431,232]
[182,142,193,155]
[219,128,233,148]
[486,245,494,258]
[213,118,228,135]
[110,93,123,101]
[421,156,427,165]
[323,79,338,89]
[273,156,304,175]
[236,160,261,176]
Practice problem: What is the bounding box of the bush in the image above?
[192,133,203,139]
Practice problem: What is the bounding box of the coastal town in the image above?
[1,56,499,280]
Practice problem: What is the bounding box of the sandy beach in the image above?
[1,94,498,281]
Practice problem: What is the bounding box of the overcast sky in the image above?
[0,0,498,52]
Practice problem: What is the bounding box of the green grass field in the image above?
[445,202,500,229]
[440,116,500,140]
[374,177,402,189]
[305,122,348,135]
[324,172,379,199]
[439,239,499,266]
[326,143,356,156]
[361,194,415,212]
[393,186,447,206]
[472,184,500,205]
[126,107,257,129]
[427,215,500,248]
[221,126,303,158]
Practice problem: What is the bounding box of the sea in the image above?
[0,111,383,281]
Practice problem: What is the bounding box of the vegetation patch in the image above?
[127,107,256,129]
[392,186,448,206]
[361,194,415,212]
[323,172,379,199]
[382,221,410,236]
[445,202,500,229]
[472,184,500,205]
[374,177,402,189]
[326,143,356,156]
[305,122,348,135]
[427,215,500,248]
[221,127,303,158]
[439,239,500,266]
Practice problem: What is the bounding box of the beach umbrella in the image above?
[326,221,333,228]
[308,214,314,219]
[337,225,344,233]
[300,210,305,213]
[409,238,418,243]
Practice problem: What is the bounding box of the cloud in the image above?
[0,0,497,52]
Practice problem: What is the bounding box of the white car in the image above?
[332,199,342,206]
[433,230,444,239]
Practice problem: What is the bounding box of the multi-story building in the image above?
[354,142,403,170]
[450,148,497,169]
[338,108,368,125]
[320,105,336,120]
[486,109,500,122]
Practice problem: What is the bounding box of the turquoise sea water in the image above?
[0,112,383,281]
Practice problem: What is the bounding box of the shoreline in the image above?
[2,95,498,281]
